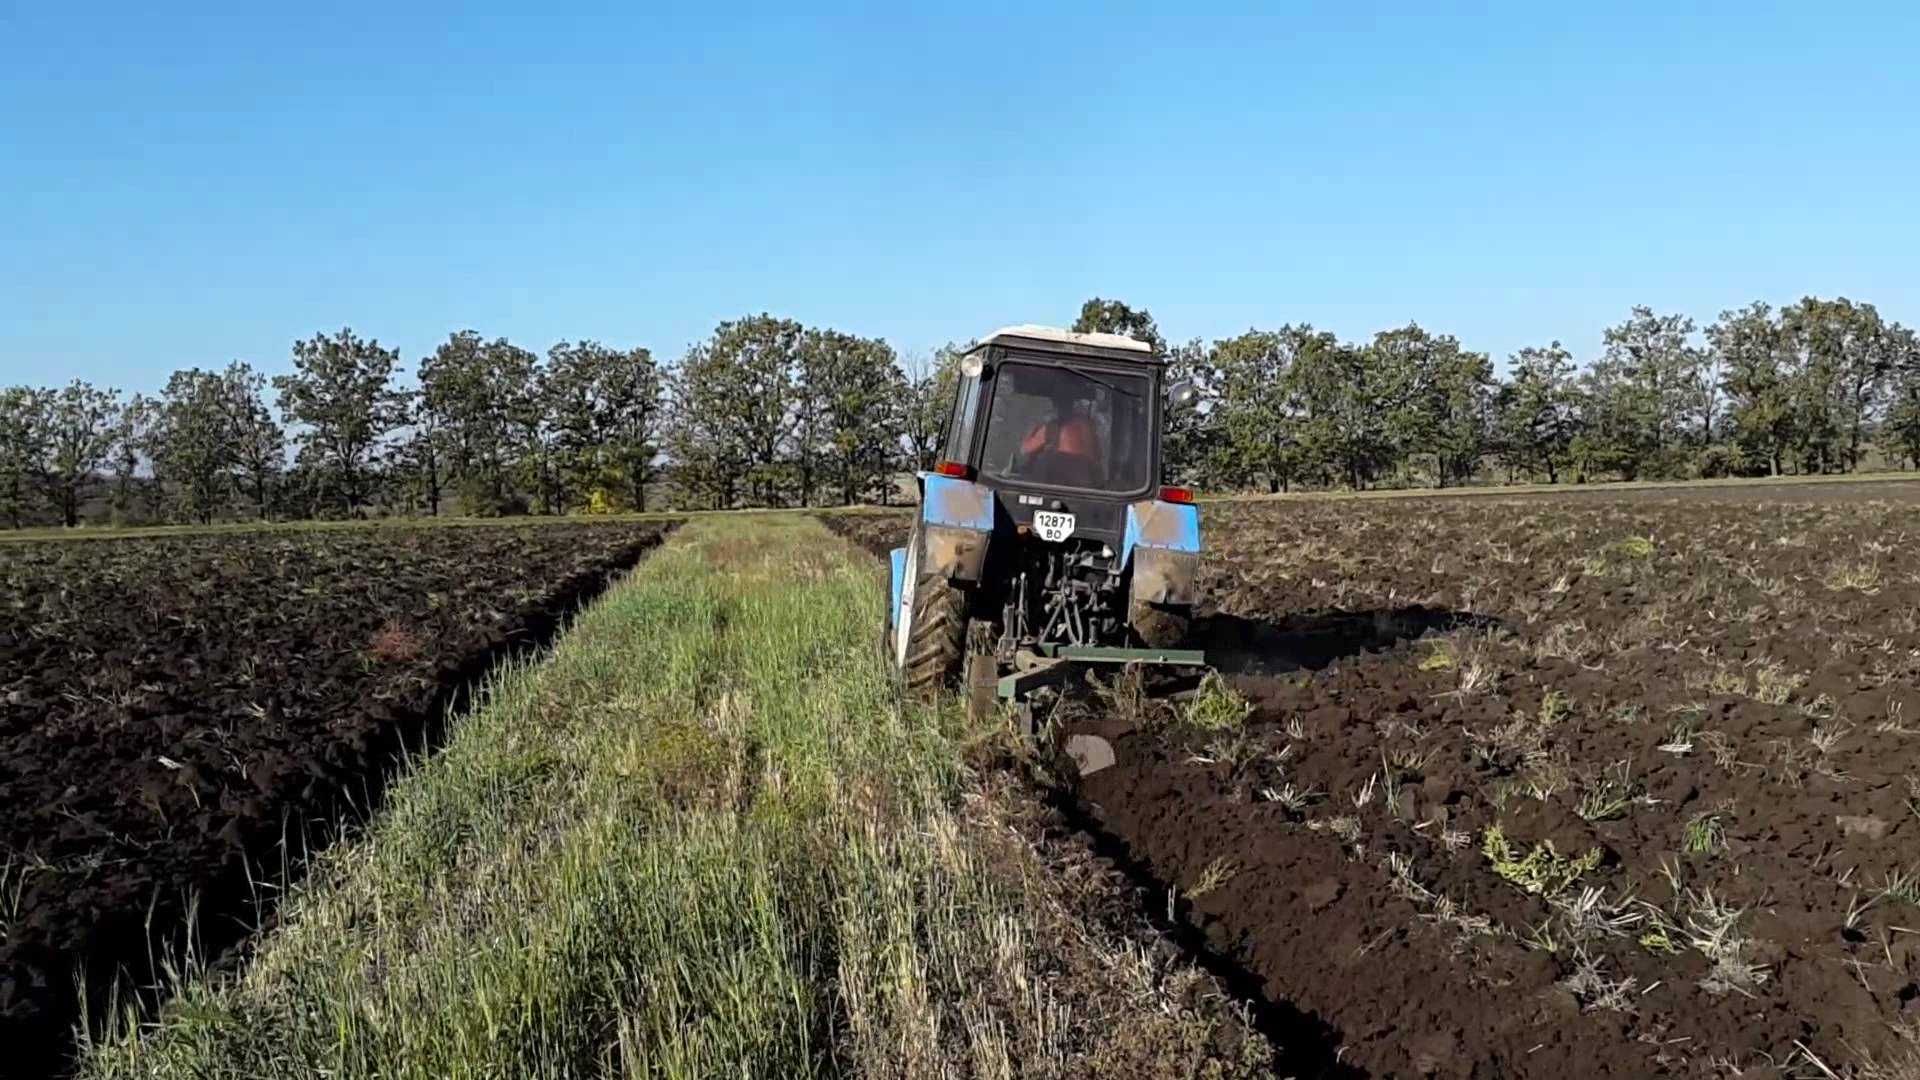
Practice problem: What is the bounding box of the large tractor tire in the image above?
[895,530,968,700]
[1130,600,1191,649]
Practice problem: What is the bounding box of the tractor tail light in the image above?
[1158,486,1194,504]
[934,460,974,480]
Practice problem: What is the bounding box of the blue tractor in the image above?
[883,326,1206,768]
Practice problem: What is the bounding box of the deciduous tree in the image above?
[801,329,903,505]
[1881,327,1920,468]
[543,341,664,511]
[1710,304,1794,476]
[1291,338,1389,490]
[223,362,282,517]
[1494,343,1581,483]
[1598,307,1708,472]
[152,368,238,524]
[1072,298,1166,354]
[273,328,406,516]
[1209,328,1318,492]
[35,380,122,527]
[672,315,803,507]
[0,387,48,528]
[901,344,963,473]
[420,332,538,514]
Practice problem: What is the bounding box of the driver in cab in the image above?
[1017,385,1100,488]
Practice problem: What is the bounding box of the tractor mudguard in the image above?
[1122,499,1201,607]
[1131,548,1200,605]
[918,472,994,583]
[923,525,988,581]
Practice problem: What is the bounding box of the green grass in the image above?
[79,516,1263,1079]
[1481,824,1603,898]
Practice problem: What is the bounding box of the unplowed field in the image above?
[826,480,1920,1077]
[0,521,672,1075]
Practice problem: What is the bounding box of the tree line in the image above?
[0,316,944,527]
[1120,296,1920,492]
[4,297,1918,528]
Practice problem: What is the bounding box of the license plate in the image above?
[1032,511,1076,542]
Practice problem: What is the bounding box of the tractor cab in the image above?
[886,326,1207,760]
[935,326,1180,549]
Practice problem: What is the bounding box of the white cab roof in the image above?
[978,324,1154,354]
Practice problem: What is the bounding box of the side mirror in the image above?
[1167,380,1200,410]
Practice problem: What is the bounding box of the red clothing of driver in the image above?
[1019,412,1100,486]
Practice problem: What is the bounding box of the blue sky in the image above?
[4,4,1917,394]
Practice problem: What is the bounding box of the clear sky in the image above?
[4,4,1917,394]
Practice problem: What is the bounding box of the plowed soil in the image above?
[825,480,1920,1077]
[0,521,673,1076]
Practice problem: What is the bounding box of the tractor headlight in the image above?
[960,353,985,378]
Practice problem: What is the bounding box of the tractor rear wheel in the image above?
[897,529,968,699]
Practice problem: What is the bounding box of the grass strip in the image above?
[79,515,1264,1079]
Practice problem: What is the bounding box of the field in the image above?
[73,517,1269,1080]
[827,479,1920,1077]
[0,520,674,1075]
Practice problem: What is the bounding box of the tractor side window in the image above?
[942,371,980,465]
[977,362,1151,494]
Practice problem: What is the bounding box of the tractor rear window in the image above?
[978,362,1151,494]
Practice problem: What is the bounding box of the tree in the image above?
[1709,303,1795,476]
[1291,337,1390,489]
[151,368,239,524]
[1072,298,1166,354]
[0,388,48,528]
[108,394,157,524]
[545,340,664,511]
[801,329,904,505]
[420,332,539,514]
[1429,341,1496,486]
[1209,328,1319,492]
[900,344,963,474]
[1881,323,1920,469]
[671,315,804,507]
[1161,337,1223,487]
[667,354,748,509]
[34,380,122,527]
[1494,343,1581,483]
[273,328,406,516]
[1776,297,1895,472]
[392,415,447,516]
[222,362,282,518]
[604,346,665,512]
[515,361,564,515]
[1362,325,1493,487]
[1598,307,1708,473]
[1571,358,1652,481]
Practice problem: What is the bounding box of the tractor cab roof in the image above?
[973,325,1160,365]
